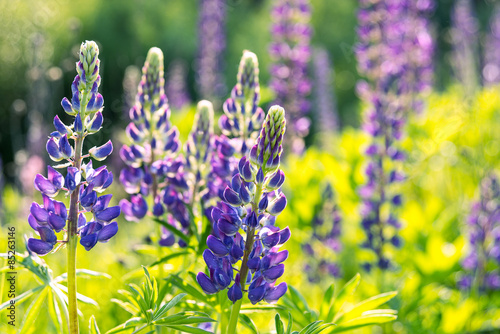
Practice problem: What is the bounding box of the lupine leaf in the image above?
[328,274,360,322]
[239,313,258,334]
[154,218,191,244]
[0,285,43,311]
[19,287,49,334]
[275,314,285,334]
[319,283,335,320]
[55,269,111,282]
[106,317,145,334]
[334,291,397,323]
[149,251,189,267]
[162,325,213,334]
[153,293,186,321]
[47,289,64,334]
[111,298,139,315]
[55,283,98,306]
[170,275,209,304]
[330,314,397,333]
[89,315,101,334]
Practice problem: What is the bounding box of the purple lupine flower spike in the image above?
[120,47,191,246]
[197,0,227,101]
[312,47,339,145]
[459,174,500,291]
[269,0,312,154]
[166,59,191,110]
[302,183,342,282]
[451,0,479,92]
[356,0,433,270]
[220,50,265,155]
[483,5,500,86]
[197,105,289,306]
[27,40,120,256]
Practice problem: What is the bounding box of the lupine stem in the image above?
[227,183,263,334]
[67,133,84,334]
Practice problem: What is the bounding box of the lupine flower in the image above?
[220,50,265,155]
[483,5,500,86]
[451,0,479,92]
[269,0,312,154]
[312,47,339,146]
[356,0,434,270]
[120,47,192,247]
[459,174,500,291]
[197,105,290,305]
[302,183,342,282]
[166,59,191,110]
[197,0,227,101]
[27,40,119,255]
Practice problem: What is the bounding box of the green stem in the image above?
[226,183,263,334]
[67,133,84,334]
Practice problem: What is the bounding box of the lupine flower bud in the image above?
[88,111,103,133]
[89,140,113,161]
[250,106,286,173]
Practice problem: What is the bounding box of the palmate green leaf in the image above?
[155,313,214,325]
[55,283,99,306]
[275,314,285,334]
[89,315,101,334]
[56,269,112,282]
[0,285,43,311]
[19,287,49,334]
[319,284,335,321]
[149,250,190,267]
[106,317,145,334]
[329,313,397,333]
[111,297,139,315]
[327,273,360,322]
[47,289,64,334]
[241,304,285,312]
[153,293,186,321]
[334,291,398,323]
[161,325,213,334]
[238,313,258,334]
[170,274,209,304]
[299,320,335,334]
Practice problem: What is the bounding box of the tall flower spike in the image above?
[197,105,290,329]
[459,174,500,291]
[197,0,227,101]
[120,47,190,246]
[356,0,434,271]
[269,0,313,154]
[220,50,265,155]
[27,40,119,334]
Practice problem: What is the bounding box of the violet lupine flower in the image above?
[312,47,339,145]
[451,0,479,91]
[197,0,227,101]
[269,0,312,154]
[27,41,119,255]
[459,174,500,291]
[302,183,342,282]
[119,47,186,222]
[197,106,290,305]
[483,5,500,86]
[166,59,191,110]
[220,50,265,156]
[356,0,421,270]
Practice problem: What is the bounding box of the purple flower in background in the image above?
[302,183,342,282]
[119,47,191,245]
[312,47,339,146]
[197,0,227,101]
[197,105,290,306]
[460,174,500,291]
[269,0,312,154]
[166,59,191,110]
[451,0,479,91]
[27,41,119,255]
[483,5,500,86]
[356,0,434,270]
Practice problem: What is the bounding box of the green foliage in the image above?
[108,267,214,334]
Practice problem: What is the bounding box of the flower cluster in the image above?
[269,0,312,154]
[483,5,500,86]
[220,50,265,155]
[451,0,479,91]
[302,183,342,282]
[119,47,191,244]
[166,59,191,110]
[197,0,227,100]
[312,47,339,145]
[197,106,290,305]
[459,174,500,291]
[28,41,119,255]
[356,0,428,270]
